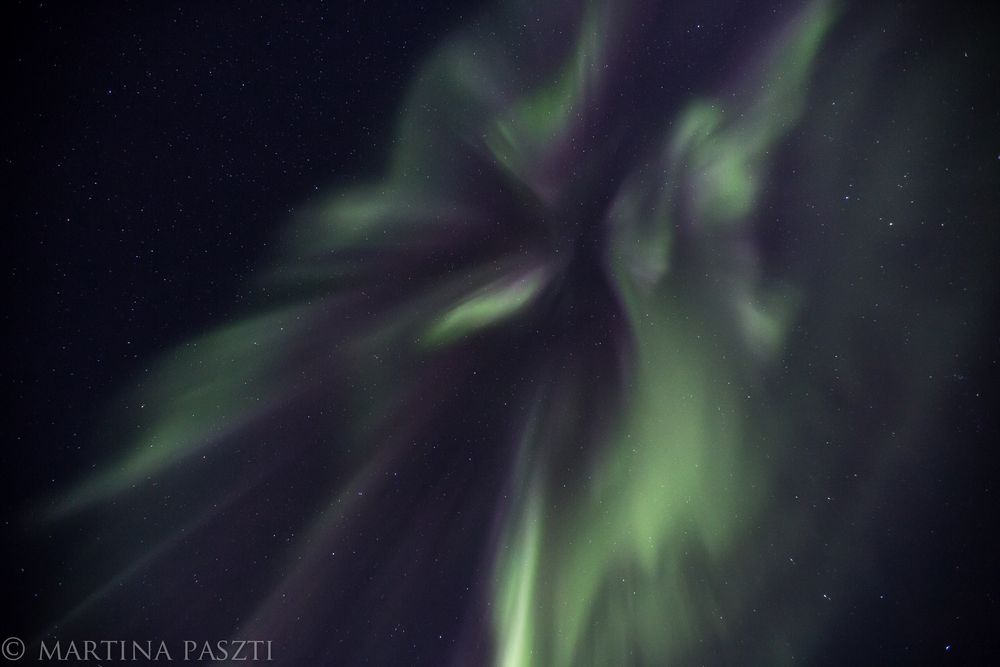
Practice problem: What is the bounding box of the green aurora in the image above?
[36,0,999,664]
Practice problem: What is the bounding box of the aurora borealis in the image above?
[5,0,1000,664]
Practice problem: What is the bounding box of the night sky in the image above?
[3,0,1000,665]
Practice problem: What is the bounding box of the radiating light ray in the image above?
[424,265,551,347]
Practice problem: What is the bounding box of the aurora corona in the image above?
[37,0,997,664]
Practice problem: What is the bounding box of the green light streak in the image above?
[674,0,838,226]
[47,307,306,518]
[486,3,610,198]
[495,486,542,667]
[423,267,549,347]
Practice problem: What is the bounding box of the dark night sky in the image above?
[3,0,1000,664]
